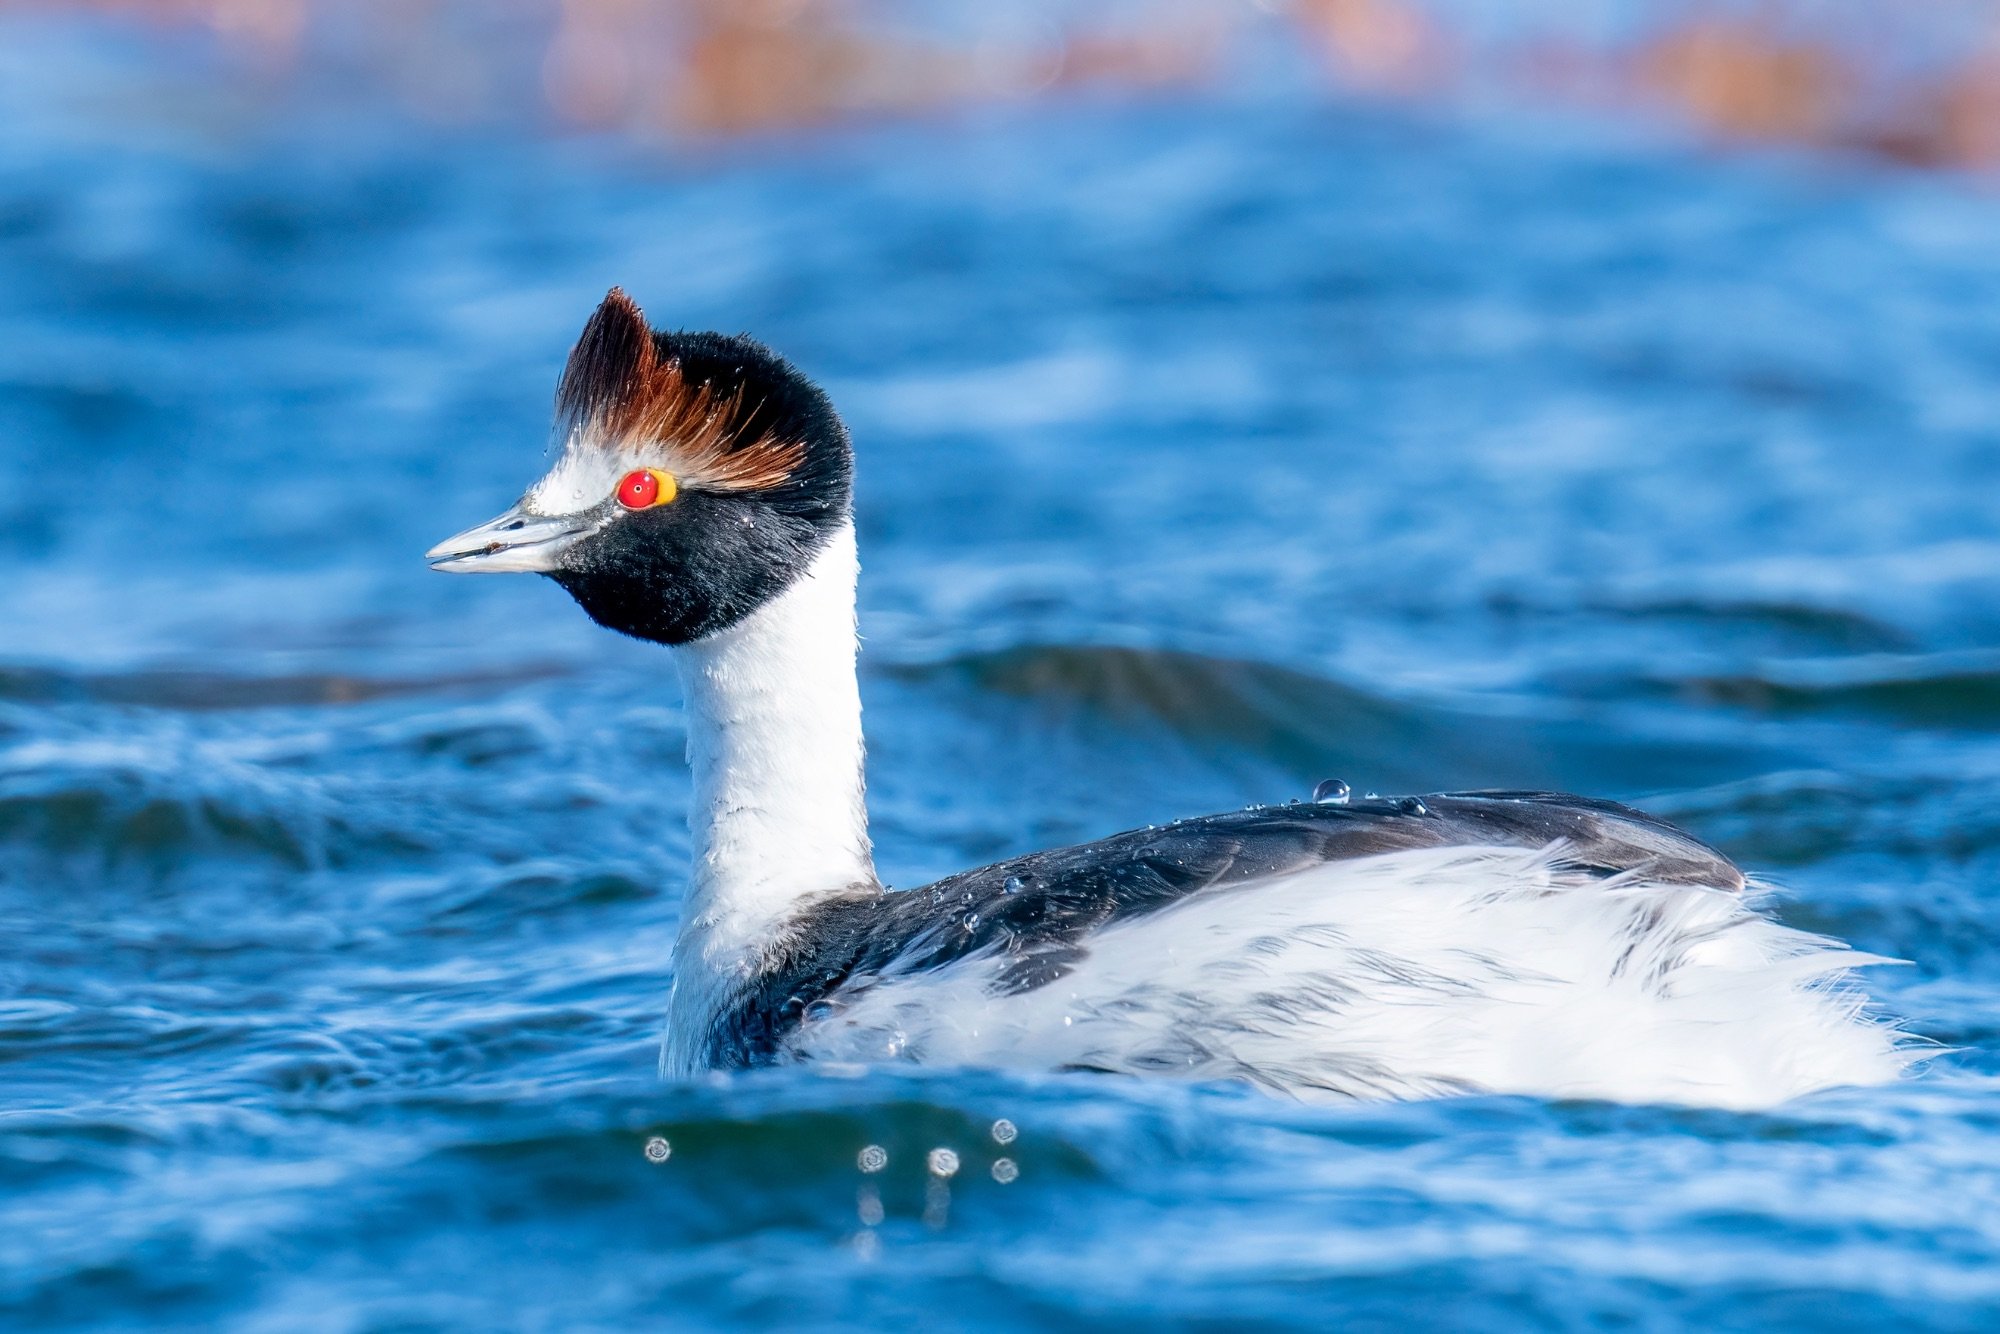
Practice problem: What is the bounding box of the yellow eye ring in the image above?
[615,468,678,509]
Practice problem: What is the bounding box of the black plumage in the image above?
[546,292,854,645]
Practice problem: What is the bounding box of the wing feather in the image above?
[709,791,1741,1066]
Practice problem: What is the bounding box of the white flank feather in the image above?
[786,844,1908,1109]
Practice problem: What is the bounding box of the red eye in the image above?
[617,469,661,509]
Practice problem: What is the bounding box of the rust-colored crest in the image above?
[555,289,805,492]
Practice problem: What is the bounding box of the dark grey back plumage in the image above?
[695,790,1743,1068]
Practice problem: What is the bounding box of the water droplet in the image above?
[643,1136,671,1163]
[991,1158,1019,1184]
[928,1147,960,1178]
[858,1144,888,1173]
[962,912,980,930]
[1003,874,1027,894]
[1398,796,1429,816]
[991,1118,1018,1145]
[1062,1015,1073,1027]
[1312,779,1350,805]
[930,889,943,905]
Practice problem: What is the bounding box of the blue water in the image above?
[4,16,2000,1332]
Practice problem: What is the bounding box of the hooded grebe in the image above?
[428,290,1905,1108]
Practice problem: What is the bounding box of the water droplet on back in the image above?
[1312,778,1351,805]
[1398,796,1429,816]
[1003,875,1027,894]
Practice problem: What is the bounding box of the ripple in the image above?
[0,662,569,712]
[420,865,660,934]
[0,754,428,871]
[1643,651,2000,730]
[1578,593,1914,655]
[892,642,1779,795]
[1663,770,2000,866]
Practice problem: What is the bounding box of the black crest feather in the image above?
[555,287,652,431]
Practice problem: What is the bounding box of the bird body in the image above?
[429,290,1907,1109]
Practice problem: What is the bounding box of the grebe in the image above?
[428,290,1905,1109]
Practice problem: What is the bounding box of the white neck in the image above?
[665,522,874,1061]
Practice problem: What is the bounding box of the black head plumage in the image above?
[543,290,854,645]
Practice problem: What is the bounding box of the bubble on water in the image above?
[991,1118,1017,1145]
[991,1158,1019,1184]
[1311,778,1350,805]
[643,1136,671,1163]
[1003,875,1027,894]
[927,1147,960,1178]
[858,1144,888,1173]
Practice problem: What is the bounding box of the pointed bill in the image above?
[425,502,598,574]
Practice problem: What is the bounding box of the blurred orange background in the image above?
[13,0,2000,169]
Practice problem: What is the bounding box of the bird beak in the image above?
[426,503,597,574]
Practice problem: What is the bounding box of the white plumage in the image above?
[789,844,1906,1108]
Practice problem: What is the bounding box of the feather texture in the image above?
[555,288,806,493]
[782,844,1909,1108]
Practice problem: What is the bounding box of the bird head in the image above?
[427,289,852,645]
